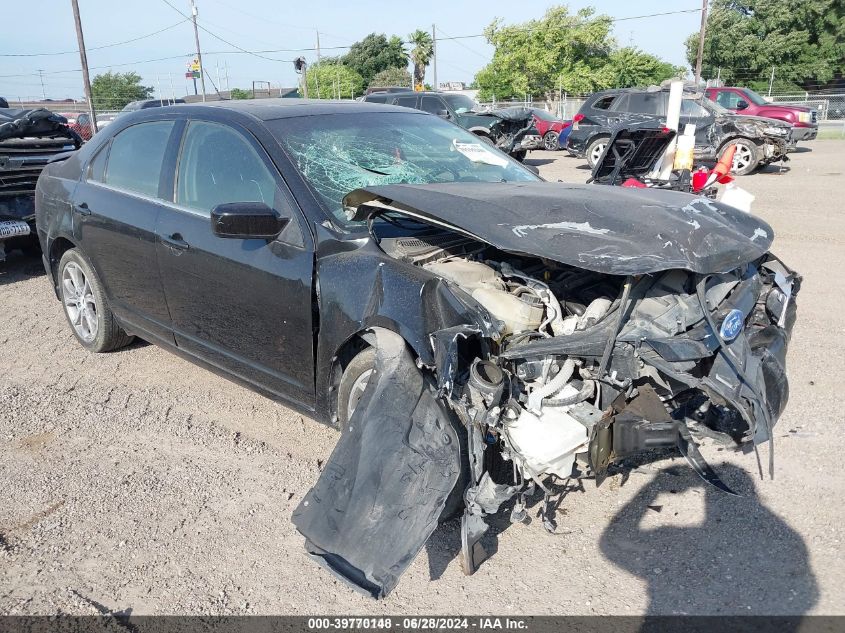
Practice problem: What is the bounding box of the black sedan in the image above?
[35,100,800,598]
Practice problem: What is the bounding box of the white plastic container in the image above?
[505,391,590,479]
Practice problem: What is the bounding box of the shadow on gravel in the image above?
[525,158,557,166]
[755,164,792,175]
[0,249,45,287]
[599,463,818,617]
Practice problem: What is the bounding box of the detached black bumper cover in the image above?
[292,329,461,599]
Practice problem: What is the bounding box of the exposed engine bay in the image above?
[293,181,800,599]
[392,230,798,574]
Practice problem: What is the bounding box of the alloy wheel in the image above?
[62,262,98,342]
[346,368,373,422]
[543,132,559,151]
[732,143,753,173]
[589,142,606,165]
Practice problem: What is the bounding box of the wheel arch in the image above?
[47,235,77,298]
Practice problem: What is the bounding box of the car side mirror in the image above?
[211,202,288,239]
[736,99,749,110]
[437,109,451,119]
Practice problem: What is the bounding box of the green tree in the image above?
[342,33,408,85]
[684,0,845,92]
[607,47,685,88]
[369,67,413,89]
[91,71,153,110]
[475,7,616,101]
[229,88,251,99]
[306,63,365,99]
[408,29,434,89]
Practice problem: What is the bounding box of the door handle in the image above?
[73,202,91,216]
[162,232,189,252]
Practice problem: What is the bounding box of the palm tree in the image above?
[408,29,434,90]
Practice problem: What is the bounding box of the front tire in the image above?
[543,131,559,151]
[586,135,609,168]
[58,248,134,353]
[336,345,468,522]
[722,138,760,176]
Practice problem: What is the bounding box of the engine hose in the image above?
[543,379,596,407]
[527,358,575,412]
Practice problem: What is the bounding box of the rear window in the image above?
[365,94,388,104]
[104,121,174,197]
[592,96,616,110]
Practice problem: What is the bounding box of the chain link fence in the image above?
[477,97,587,120]
[768,92,845,121]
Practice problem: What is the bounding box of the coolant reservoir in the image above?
[471,287,544,335]
[505,389,589,479]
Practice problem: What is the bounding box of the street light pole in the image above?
[693,0,709,86]
[431,24,438,90]
[190,0,207,102]
[70,0,98,133]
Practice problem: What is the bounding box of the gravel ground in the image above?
[1,141,843,616]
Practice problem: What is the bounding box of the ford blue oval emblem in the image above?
[720,309,744,341]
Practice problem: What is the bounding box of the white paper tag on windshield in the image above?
[452,139,509,167]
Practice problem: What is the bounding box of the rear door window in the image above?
[392,96,418,109]
[626,92,666,115]
[104,121,174,197]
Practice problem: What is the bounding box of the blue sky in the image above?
[1,1,703,102]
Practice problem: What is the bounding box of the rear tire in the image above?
[586,135,609,168]
[511,150,527,162]
[58,248,134,353]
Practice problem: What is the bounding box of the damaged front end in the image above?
[295,182,800,597]
[0,108,82,260]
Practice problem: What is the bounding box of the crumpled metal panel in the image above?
[344,181,774,275]
[292,329,461,599]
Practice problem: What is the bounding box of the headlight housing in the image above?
[798,112,811,124]
[763,126,789,136]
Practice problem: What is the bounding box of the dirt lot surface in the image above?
[2,141,844,616]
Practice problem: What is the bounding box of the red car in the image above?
[529,108,573,150]
[57,112,94,141]
[704,87,818,141]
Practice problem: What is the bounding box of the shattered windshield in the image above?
[442,94,479,113]
[268,112,538,227]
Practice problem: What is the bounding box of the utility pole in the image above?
[36,69,46,100]
[431,24,438,90]
[190,0,207,102]
[693,0,708,86]
[224,61,229,92]
[70,0,98,133]
[768,66,776,95]
[216,60,221,96]
[316,30,321,64]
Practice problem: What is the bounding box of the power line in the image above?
[160,0,287,62]
[435,7,703,41]
[0,20,189,57]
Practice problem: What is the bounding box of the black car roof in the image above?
[148,98,423,121]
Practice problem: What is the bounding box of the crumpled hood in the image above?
[344,182,774,275]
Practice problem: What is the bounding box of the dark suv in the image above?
[362,91,538,160]
[567,88,792,176]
